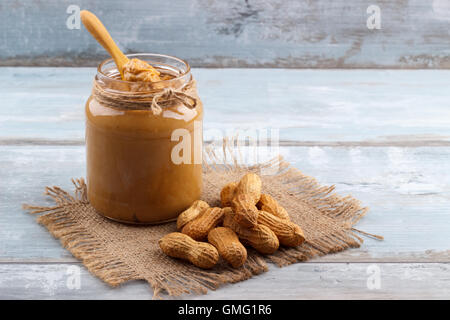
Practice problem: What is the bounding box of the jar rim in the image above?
[96,53,191,85]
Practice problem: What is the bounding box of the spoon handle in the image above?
[80,10,128,78]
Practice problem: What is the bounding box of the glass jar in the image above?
[85,53,203,224]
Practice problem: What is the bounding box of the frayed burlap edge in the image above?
[23,141,382,298]
[23,180,271,298]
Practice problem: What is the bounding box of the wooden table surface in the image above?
[0,68,449,299]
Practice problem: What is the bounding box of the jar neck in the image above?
[95,53,192,94]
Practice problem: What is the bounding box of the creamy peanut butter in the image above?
[86,55,202,224]
[122,58,161,82]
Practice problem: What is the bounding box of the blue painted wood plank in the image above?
[1,0,450,68]
[1,68,450,143]
[1,145,449,262]
[0,263,448,299]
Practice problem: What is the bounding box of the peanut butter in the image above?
[122,58,161,82]
[86,54,202,224]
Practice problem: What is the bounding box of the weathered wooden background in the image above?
[0,68,449,298]
[1,0,449,299]
[2,0,450,68]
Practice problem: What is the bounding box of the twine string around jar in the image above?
[151,86,197,115]
[92,79,198,115]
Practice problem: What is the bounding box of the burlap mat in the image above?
[23,145,381,298]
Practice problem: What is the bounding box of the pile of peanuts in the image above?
[159,173,305,269]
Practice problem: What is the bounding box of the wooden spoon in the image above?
[80,10,128,79]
